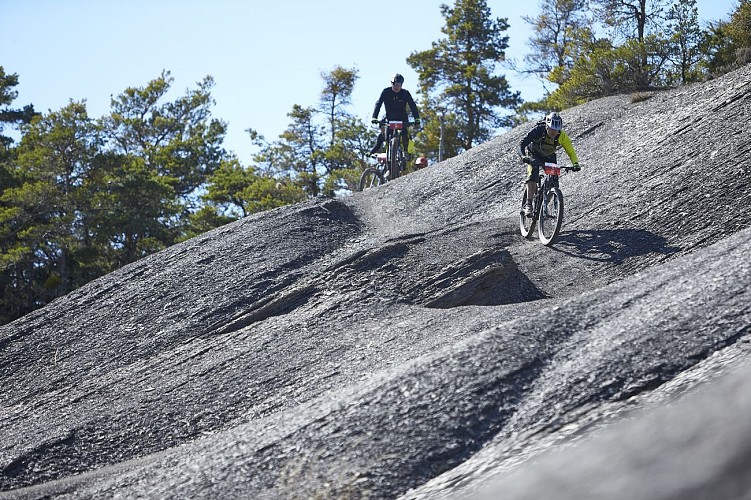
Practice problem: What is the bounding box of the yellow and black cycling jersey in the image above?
[518,123,579,164]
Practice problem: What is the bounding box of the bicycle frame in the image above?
[534,163,561,212]
[379,120,406,181]
[520,162,570,245]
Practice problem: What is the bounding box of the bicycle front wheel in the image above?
[359,168,386,191]
[519,189,536,238]
[389,137,401,180]
[396,144,406,177]
[538,187,564,245]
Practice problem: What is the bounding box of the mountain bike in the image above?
[519,162,574,246]
[358,119,407,191]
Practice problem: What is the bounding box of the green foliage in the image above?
[322,168,361,197]
[251,67,373,197]
[521,0,590,80]
[547,38,616,108]
[242,177,307,214]
[85,153,178,266]
[529,0,672,108]
[592,0,665,42]
[0,67,19,108]
[702,21,736,75]
[253,104,323,197]
[407,0,521,152]
[202,158,261,218]
[0,65,374,323]
[0,102,99,314]
[726,0,751,49]
[414,107,466,162]
[100,70,226,202]
[322,115,371,179]
[320,65,358,151]
[704,0,751,73]
[518,0,737,116]
[546,34,671,109]
[180,206,236,242]
[665,0,704,84]
[0,71,237,323]
[0,66,38,153]
[202,158,307,217]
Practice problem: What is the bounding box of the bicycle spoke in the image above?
[538,188,564,245]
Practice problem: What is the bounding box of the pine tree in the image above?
[407,0,521,154]
[665,0,704,84]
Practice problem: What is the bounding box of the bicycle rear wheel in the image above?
[519,189,536,238]
[538,187,564,245]
[359,168,386,191]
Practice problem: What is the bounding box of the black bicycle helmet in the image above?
[391,73,405,84]
[545,112,563,131]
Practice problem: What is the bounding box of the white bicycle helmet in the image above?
[545,112,563,131]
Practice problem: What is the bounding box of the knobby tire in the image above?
[538,187,564,245]
[389,137,402,181]
[359,168,386,191]
[519,189,536,238]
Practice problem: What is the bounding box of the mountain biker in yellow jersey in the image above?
[518,112,581,216]
[369,73,420,158]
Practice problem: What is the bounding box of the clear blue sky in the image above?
[1,0,738,162]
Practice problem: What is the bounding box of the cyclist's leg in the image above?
[369,131,385,155]
[526,158,542,202]
[385,127,394,146]
[402,128,410,160]
[548,153,559,186]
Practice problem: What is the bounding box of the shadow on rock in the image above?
[412,247,547,308]
[553,228,681,264]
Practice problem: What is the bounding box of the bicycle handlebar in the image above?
[543,164,581,171]
[373,118,419,129]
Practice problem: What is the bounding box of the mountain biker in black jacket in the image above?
[369,73,420,157]
[518,112,581,216]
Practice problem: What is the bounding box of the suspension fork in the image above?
[389,131,402,179]
[535,178,547,214]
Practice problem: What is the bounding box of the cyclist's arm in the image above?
[558,130,579,164]
[372,89,386,120]
[405,90,419,120]
[518,126,543,158]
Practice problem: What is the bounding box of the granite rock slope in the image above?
[1,64,750,499]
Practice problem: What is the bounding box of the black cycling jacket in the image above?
[372,87,420,124]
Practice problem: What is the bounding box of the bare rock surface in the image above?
[1,64,750,499]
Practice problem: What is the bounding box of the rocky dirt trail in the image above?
[1,65,750,499]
